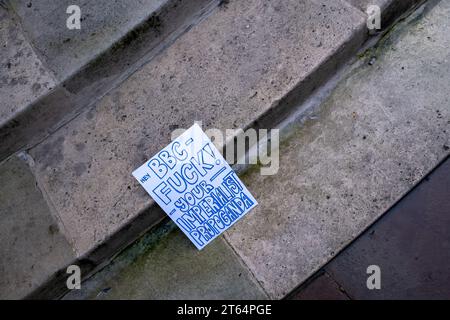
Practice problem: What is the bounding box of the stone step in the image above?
[1,0,422,299]
[0,0,220,161]
[62,0,449,300]
[24,0,369,299]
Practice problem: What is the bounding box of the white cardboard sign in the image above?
[132,124,258,250]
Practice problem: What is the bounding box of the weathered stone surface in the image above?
[63,222,267,300]
[0,154,75,299]
[1,0,219,162]
[325,157,450,299]
[0,6,56,127]
[28,0,366,256]
[9,0,169,81]
[225,0,450,299]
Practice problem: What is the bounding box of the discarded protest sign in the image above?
[133,124,258,250]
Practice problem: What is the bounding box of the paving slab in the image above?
[0,154,75,299]
[0,5,57,127]
[0,0,219,161]
[324,156,450,299]
[9,0,173,81]
[224,0,450,299]
[28,0,366,257]
[63,221,267,300]
[346,0,423,27]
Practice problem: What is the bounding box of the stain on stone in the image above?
[85,109,95,120]
[219,0,230,8]
[75,143,85,152]
[32,136,65,168]
[48,224,59,235]
[101,287,111,294]
[136,137,147,151]
[31,83,41,93]
[74,163,87,177]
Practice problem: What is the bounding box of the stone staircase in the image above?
[1,0,220,160]
[1,0,443,299]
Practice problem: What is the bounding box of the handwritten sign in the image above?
[133,124,258,250]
